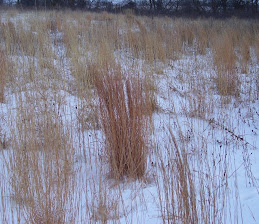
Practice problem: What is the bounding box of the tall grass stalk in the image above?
[4,80,77,224]
[95,66,151,179]
[0,49,6,103]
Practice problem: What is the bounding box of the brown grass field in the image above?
[0,9,258,223]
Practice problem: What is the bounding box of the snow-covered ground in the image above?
[0,11,258,224]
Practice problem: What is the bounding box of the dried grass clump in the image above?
[0,49,7,103]
[95,66,151,179]
[215,70,240,97]
[47,12,63,33]
[156,129,198,224]
[2,21,18,54]
[156,124,236,223]
[16,26,38,56]
[212,31,239,97]
[239,35,251,74]
[177,21,195,48]
[126,18,166,63]
[255,35,259,62]
[212,31,236,73]
[7,94,76,224]
[194,21,210,55]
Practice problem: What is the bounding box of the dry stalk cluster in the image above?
[0,9,258,224]
[95,66,151,179]
[5,84,76,224]
[0,49,7,103]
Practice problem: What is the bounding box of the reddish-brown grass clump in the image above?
[95,66,151,179]
[0,49,7,103]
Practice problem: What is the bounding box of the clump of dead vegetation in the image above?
[95,65,151,179]
[0,9,258,224]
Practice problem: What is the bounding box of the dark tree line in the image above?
[1,0,259,17]
[144,0,258,15]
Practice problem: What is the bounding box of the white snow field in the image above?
[0,10,258,224]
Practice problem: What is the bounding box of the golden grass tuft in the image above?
[47,12,63,33]
[6,91,76,224]
[255,35,259,62]
[212,31,239,97]
[239,35,251,74]
[2,21,18,55]
[95,65,151,179]
[0,49,7,103]
[156,129,198,224]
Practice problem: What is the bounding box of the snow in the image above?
[0,12,259,224]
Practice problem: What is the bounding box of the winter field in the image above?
[0,9,258,224]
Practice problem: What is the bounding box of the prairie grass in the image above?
[0,9,258,224]
[156,129,198,224]
[4,90,76,224]
[155,119,239,223]
[193,21,210,55]
[255,35,259,61]
[95,65,151,179]
[212,31,239,96]
[239,35,251,74]
[0,49,7,103]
